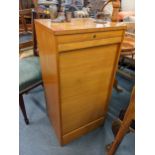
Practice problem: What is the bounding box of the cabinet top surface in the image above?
[35,18,126,35]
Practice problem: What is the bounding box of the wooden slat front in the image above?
[59,44,119,134]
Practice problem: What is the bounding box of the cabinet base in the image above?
[62,117,105,145]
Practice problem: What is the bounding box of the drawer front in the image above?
[58,37,122,52]
[57,30,123,44]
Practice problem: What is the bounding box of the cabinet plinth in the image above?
[35,18,126,145]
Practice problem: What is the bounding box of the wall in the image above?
[121,0,135,11]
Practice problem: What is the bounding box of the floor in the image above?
[19,49,33,59]
[19,73,135,155]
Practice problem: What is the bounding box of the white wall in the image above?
[121,0,135,12]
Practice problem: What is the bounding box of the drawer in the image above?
[56,30,123,44]
[58,36,122,52]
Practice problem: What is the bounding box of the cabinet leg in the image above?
[19,95,29,125]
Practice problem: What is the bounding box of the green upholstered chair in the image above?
[19,56,42,125]
[19,8,50,125]
[19,8,43,125]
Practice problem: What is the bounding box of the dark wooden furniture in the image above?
[35,18,126,145]
[19,9,33,51]
[19,0,35,33]
[32,9,50,56]
[19,0,34,10]
[106,87,135,155]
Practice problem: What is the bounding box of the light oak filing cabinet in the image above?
[35,18,126,145]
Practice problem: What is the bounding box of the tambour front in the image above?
[35,18,126,145]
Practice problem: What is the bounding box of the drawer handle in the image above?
[93,34,96,39]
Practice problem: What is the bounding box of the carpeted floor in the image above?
[19,49,33,59]
[19,73,135,155]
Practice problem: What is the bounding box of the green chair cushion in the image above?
[19,56,42,92]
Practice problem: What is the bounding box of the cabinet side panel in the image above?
[35,22,62,143]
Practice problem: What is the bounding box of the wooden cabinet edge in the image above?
[54,27,127,36]
[35,20,54,35]
[35,21,63,145]
[62,117,105,145]
[104,30,126,112]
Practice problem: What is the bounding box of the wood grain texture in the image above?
[58,37,122,52]
[57,30,123,44]
[35,23,62,144]
[35,18,126,35]
[35,18,126,145]
[59,44,119,134]
[62,117,105,145]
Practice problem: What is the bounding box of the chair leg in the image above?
[107,119,132,155]
[19,94,29,125]
[106,88,135,155]
[113,78,123,93]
